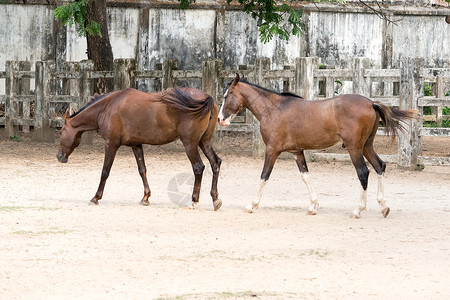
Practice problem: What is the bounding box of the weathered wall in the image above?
[392,15,450,68]
[0,4,54,70]
[308,11,384,68]
[0,1,449,92]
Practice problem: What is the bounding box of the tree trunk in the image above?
[86,0,114,94]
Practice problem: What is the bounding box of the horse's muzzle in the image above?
[57,152,68,163]
[218,117,230,127]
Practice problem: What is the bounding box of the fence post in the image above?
[162,59,178,89]
[34,61,55,142]
[114,59,136,90]
[5,61,19,137]
[435,76,444,127]
[251,58,271,156]
[202,59,223,100]
[353,57,371,97]
[398,57,424,170]
[18,61,32,133]
[295,57,317,161]
[295,57,318,100]
[79,60,94,144]
[79,60,94,106]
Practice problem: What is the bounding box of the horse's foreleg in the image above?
[200,141,222,211]
[132,145,151,206]
[348,149,370,219]
[293,152,319,215]
[182,142,205,209]
[91,143,119,205]
[244,148,279,213]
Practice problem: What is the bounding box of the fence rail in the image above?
[0,57,449,169]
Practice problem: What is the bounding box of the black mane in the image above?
[226,78,303,99]
[69,92,114,118]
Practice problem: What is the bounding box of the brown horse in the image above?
[218,74,418,218]
[57,87,222,211]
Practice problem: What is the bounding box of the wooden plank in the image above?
[172,70,202,79]
[87,71,114,79]
[265,69,295,79]
[418,156,450,166]
[12,118,34,126]
[370,97,400,106]
[420,127,450,137]
[314,69,353,79]
[48,95,80,103]
[310,152,398,164]
[13,71,35,79]
[418,97,450,106]
[216,123,254,132]
[51,72,81,79]
[13,95,35,102]
[364,69,400,78]
[421,68,450,78]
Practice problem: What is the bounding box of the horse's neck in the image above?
[242,86,276,122]
[70,101,104,132]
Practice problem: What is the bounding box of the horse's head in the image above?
[56,110,81,163]
[218,74,245,126]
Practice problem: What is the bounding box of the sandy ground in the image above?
[1,138,450,299]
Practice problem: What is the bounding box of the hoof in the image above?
[382,207,390,218]
[307,210,317,216]
[184,202,199,210]
[213,199,222,211]
[350,213,361,219]
[243,204,257,213]
[140,199,150,206]
[89,199,99,205]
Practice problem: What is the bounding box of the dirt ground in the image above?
[1,137,450,299]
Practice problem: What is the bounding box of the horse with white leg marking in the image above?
[57,87,222,211]
[218,74,419,218]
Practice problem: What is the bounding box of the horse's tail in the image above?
[372,101,420,137]
[160,87,215,119]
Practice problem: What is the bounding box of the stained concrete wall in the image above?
[0,1,449,92]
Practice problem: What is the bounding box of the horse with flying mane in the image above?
[57,87,222,211]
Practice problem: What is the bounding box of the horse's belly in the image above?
[121,124,179,146]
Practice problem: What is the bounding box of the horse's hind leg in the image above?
[132,145,151,206]
[347,147,370,219]
[364,145,390,218]
[181,140,205,209]
[199,140,222,211]
[293,151,319,215]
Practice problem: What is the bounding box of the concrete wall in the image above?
[0,1,449,92]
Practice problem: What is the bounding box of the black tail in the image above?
[373,101,420,137]
[160,87,215,119]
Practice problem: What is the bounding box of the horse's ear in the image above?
[64,109,70,120]
[232,73,240,85]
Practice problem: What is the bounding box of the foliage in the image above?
[181,0,346,43]
[9,134,19,142]
[54,0,101,37]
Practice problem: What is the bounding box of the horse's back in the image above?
[102,88,214,146]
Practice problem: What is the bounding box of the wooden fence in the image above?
[0,57,449,169]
